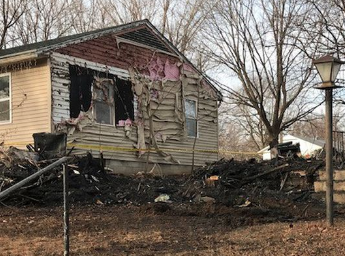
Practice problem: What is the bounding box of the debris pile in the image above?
[0,147,326,222]
[191,157,322,190]
[0,149,184,206]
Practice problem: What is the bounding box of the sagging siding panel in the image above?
[52,38,218,167]
[0,60,51,147]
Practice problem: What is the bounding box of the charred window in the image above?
[114,78,134,124]
[69,65,134,125]
[69,65,92,118]
[93,78,115,125]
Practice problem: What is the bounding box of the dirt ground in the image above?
[1,203,345,256]
[2,154,344,255]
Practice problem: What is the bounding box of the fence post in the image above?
[63,164,70,256]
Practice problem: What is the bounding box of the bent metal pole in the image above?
[0,156,69,200]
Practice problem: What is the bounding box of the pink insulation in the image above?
[148,56,165,80]
[164,59,180,81]
[148,57,180,81]
[183,63,195,73]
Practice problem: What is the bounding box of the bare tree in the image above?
[100,0,158,25]
[291,116,325,140]
[70,0,112,33]
[98,0,213,71]
[10,0,76,45]
[204,0,322,147]
[0,0,28,49]
[305,0,345,57]
[219,104,262,151]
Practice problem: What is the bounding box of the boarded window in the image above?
[0,74,11,122]
[185,99,197,137]
[93,80,114,125]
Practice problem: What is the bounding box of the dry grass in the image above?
[1,205,345,255]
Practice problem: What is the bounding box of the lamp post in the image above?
[313,54,343,226]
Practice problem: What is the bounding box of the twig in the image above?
[66,146,75,156]
[280,172,289,191]
[302,204,310,217]
[19,193,40,202]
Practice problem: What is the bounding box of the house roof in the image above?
[0,20,171,58]
[0,19,222,100]
[286,134,325,147]
[257,134,325,154]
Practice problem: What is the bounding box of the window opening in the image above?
[114,78,134,124]
[68,65,134,126]
[93,79,115,125]
[69,65,92,118]
[185,99,197,137]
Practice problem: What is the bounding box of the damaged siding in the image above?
[0,59,51,147]
[51,34,218,167]
[51,57,70,123]
[50,52,138,163]
[50,53,129,124]
[131,72,218,166]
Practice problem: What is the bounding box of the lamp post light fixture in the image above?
[313,54,344,226]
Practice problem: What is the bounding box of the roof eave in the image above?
[0,50,39,65]
[37,20,150,56]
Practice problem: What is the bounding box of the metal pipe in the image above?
[0,156,69,200]
[325,89,334,226]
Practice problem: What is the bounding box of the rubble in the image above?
[0,147,330,223]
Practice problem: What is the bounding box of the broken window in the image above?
[69,65,92,118]
[185,99,197,137]
[0,73,11,123]
[69,64,134,125]
[93,79,115,125]
[114,78,134,125]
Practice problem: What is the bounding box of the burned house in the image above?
[0,20,221,174]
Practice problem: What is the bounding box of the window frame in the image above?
[93,81,115,127]
[0,73,11,124]
[184,98,198,138]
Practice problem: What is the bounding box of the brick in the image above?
[314,181,345,192]
[334,193,345,204]
[318,170,345,181]
[314,181,326,192]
